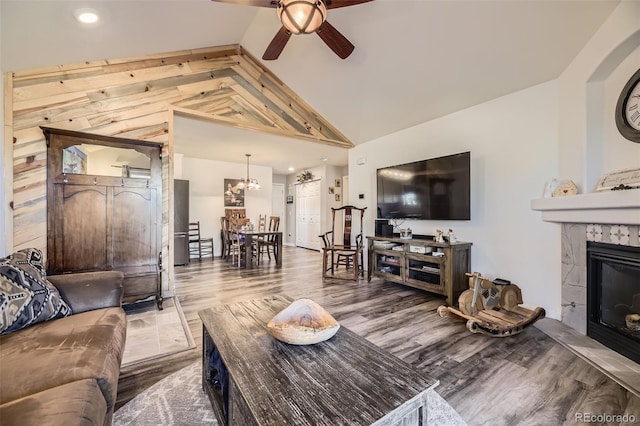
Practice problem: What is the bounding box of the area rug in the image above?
[121,297,195,367]
[113,361,467,426]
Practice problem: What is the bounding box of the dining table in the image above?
[237,230,283,269]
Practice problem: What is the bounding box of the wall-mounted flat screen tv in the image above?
[376,152,470,220]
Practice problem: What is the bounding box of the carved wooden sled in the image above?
[437,272,545,337]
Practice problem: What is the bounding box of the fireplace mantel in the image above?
[531,189,640,225]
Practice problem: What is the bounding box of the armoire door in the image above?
[51,183,109,274]
[111,187,158,268]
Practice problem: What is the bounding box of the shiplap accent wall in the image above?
[5,44,351,288]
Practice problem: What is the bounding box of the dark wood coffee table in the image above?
[199,295,438,425]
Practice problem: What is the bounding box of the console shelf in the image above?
[367,236,472,305]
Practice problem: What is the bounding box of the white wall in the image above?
[178,155,273,257]
[350,81,561,319]
[558,1,640,191]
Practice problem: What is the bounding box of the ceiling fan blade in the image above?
[210,0,277,8]
[325,0,374,9]
[263,26,292,60]
[316,21,355,59]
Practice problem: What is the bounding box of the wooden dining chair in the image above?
[257,214,267,232]
[188,221,214,261]
[228,217,250,267]
[220,216,231,260]
[257,216,280,263]
[320,206,366,281]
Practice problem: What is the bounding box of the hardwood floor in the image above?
[116,246,640,424]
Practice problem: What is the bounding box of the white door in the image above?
[295,180,321,250]
[272,183,285,232]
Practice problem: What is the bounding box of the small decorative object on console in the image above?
[267,298,340,345]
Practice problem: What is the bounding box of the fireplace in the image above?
[587,242,640,364]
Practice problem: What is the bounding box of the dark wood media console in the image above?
[198,296,438,425]
[367,236,472,306]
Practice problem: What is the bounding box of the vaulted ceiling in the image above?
[1,0,621,172]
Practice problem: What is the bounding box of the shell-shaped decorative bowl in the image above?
[267,299,340,345]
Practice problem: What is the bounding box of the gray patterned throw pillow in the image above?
[0,248,71,335]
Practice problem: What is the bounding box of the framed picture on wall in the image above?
[335,178,341,188]
[224,178,245,207]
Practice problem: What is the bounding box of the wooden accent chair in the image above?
[320,206,366,281]
[257,216,280,264]
[188,221,214,261]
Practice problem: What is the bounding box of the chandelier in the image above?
[236,154,261,191]
[277,0,327,35]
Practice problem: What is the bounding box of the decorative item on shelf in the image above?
[595,167,640,192]
[434,229,445,243]
[236,154,261,191]
[399,228,412,240]
[390,218,405,234]
[267,299,340,345]
[297,170,313,183]
[542,179,559,198]
[447,229,457,243]
[552,179,578,197]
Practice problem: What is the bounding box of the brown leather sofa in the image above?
[0,271,127,426]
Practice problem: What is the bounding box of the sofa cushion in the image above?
[0,307,126,412]
[0,248,71,335]
[0,379,107,426]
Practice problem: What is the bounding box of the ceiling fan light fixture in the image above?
[278,0,327,35]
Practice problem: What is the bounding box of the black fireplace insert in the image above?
[587,242,640,364]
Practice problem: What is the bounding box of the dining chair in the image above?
[220,216,231,260]
[319,206,366,281]
[257,216,280,263]
[228,217,250,267]
[188,221,214,261]
[257,214,267,232]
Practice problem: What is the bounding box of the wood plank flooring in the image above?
[116,246,640,424]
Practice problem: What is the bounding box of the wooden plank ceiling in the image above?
[8,44,352,253]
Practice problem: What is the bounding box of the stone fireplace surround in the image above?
[531,190,640,396]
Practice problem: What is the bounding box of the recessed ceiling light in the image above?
[320,157,328,162]
[288,166,295,172]
[75,8,99,24]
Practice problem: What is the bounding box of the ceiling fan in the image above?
[212,0,373,60]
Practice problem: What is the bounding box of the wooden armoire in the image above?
[44,127,163,309]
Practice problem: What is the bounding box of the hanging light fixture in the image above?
[277,0,327,35]
[236,154,261,191]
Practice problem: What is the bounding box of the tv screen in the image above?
[376,152,470,220]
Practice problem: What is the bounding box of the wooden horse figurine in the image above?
[437,272,545,337]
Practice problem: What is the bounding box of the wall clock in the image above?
[615,68,640,143]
